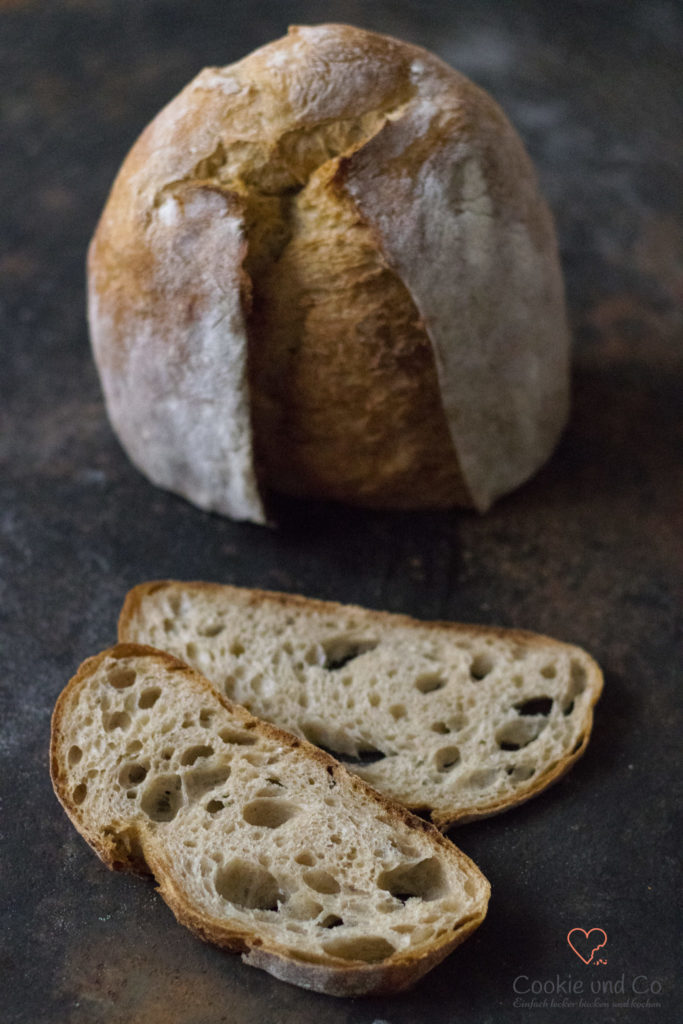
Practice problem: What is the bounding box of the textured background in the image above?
[1,2,681,1022]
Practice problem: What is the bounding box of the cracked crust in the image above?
[88,23,569,521]
[50,644,490,996]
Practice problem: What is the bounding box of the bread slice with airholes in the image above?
[119,582,603,829]
[50,644,490,997]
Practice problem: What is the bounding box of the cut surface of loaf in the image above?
[88,23,569,522]
[119,583,603,829]
[50,645,489,997]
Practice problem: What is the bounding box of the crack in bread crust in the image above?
[88,24,569,521]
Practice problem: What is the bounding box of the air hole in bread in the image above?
[430,721,449,734]
[199,708,214,725]
[198,622,225,638]
[303,869,340,894]
[250,674,263,695]
[570,659,587,692]
[540,663,557,679]
[496,718,546,750]
[138,687,161,709]
[215,858,282,910]
[288,894,322,920]
[73,782,87,805]
[295,851,315,867]
[230,640,245,657]
[515,697,553,716]
[466,768,500,789]
[108,665,136,689]
[304,646,322,666]
[563,700,575,716]
[470,653,494,680]
[322,935,395,963]
[378,857,447,902]
[319,914,343,929]
[507,762,535,781]
[119,762,148,786]
[415,673,446,694]
[389,704,406,719]
[163,617,174,633]
[242,799,299,829]
[180,745,214,766]
[322,636,378,671]
[243,751,268,767]
[434,746,460,771]
[206,799,224,813]
[368,692,380,707]
[185,765,231,801]
[68,745,83,767]
[141,773,183,822]
[219,727,256,746]
[104,711,132,732]
[342,746,385,767]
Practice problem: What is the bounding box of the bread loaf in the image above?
[50,644,489,996]
[119,582,603,829]
[88,24,569,523]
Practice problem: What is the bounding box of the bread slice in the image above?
[50,644,489,996]
[119,582,603,829]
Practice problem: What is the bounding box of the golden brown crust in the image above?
[118,581,604,830]
[247,147,469,509]
[51,643,490,996]
[88,23,569,521]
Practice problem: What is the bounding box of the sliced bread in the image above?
[119,582,603,829]
[50,644,490,996]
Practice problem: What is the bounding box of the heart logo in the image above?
[567,927,608,964]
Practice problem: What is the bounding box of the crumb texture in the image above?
[51,646,489,996]
[120,583,603,828]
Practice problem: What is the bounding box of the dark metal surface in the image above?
[1,2,681,1022]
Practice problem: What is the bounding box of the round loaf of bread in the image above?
[88,24,570,524]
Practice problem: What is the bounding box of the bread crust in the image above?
[51,644,490,997]
[119,581,603,829]
[88,23,569,520]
